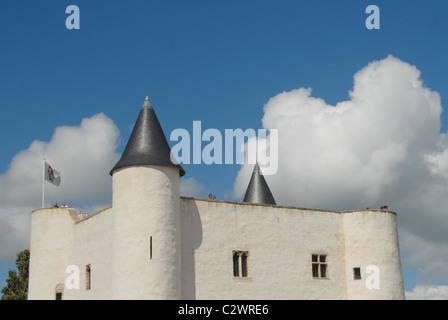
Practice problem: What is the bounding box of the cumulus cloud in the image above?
[180,177,205,197]
[234,55,448,293]
[0,113,121,262]
[406,285,448,300]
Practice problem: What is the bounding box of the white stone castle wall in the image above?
[28,208,75,299]
[64,207,113,299]
[181,199,348,299]
[180,198,404,299]
[28,192,404,300]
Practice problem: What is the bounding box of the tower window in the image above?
[232,250,249,278]
[312,254,328,279]
[55,283,64,300]
[86,265,91,290]
[150,236,153,260]
[353,267,361,280]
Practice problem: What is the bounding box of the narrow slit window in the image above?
[86,265,91,290]
[233,252,240,277]
[150,236,153,260]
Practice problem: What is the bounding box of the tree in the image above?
[1,249,29,300]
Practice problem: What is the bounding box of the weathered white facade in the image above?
[28,96,405,300]
[28,197,405,300]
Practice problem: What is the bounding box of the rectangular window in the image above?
[150,236,153,260]
[312,254,328,279]
[353,267,361,280]
[233,252,240,277]
[232,250,249,278]
[86,265,91,290]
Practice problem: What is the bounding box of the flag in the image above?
[44,161,61,186]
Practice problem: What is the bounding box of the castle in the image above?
[27,95,405,300]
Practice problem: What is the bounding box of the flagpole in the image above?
[42,158,45,208]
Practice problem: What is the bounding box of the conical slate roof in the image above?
[110,96,186,176]
[243,163,276,205]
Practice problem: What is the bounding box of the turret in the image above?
[109,95,185,176]
[342,210,405,299]
[110,95,184,299]
[243,163,276,205]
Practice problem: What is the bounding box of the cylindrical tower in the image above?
[342,210,405,299]
[28,208,75,300]
[110,96,185,299]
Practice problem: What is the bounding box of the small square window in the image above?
[353,267,361,280]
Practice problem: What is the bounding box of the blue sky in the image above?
[1,1,448,299]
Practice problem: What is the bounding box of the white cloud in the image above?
[400,228,448,283]
[234,55,448,287]
[180,177,205,197]
[0,113,121,262]
[406,285,448,300]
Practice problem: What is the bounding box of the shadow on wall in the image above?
[180,198,203,299]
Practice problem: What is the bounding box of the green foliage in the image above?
[1,249,29,300]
